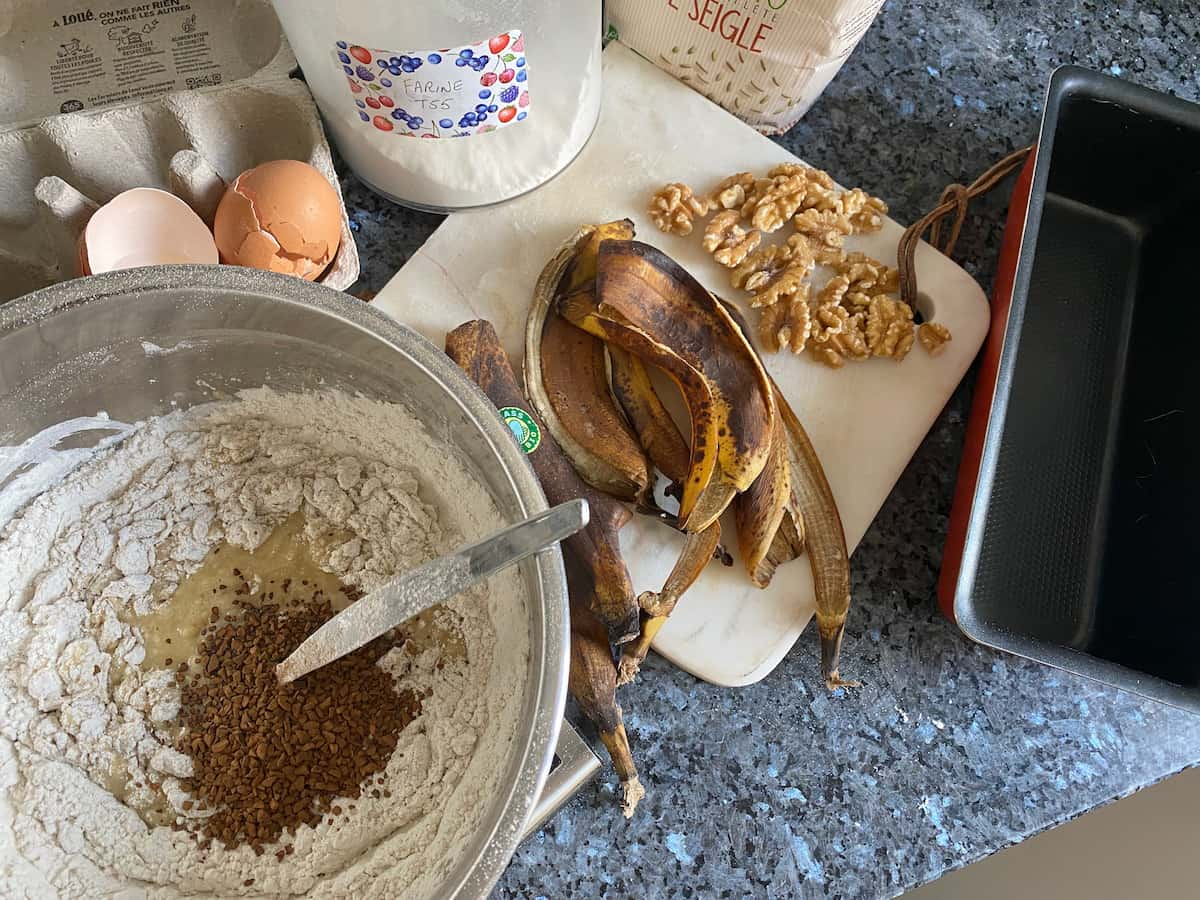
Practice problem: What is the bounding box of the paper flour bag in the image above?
[605,0,885,134]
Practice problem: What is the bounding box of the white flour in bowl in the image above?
[0,390,529,897]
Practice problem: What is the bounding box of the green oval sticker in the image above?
[499,406,541,454]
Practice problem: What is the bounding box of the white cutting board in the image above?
[372,42,989,687]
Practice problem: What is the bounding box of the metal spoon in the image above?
[276,499,589,684]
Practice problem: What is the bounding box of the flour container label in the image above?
[334,30,531,139]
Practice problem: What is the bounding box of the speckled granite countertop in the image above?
[336,2,1200,897]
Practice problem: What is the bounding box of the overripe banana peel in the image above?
[776,389,857,690]
[735,412,805,588]
[526,226,775,684]
[617,522,722,686]
[720,298,855,690]
[608,345,691,490]
[538,312,650,500]
[566,549,644,818]
[444,319,641,646]
[562,290,735,531]
[561,240,777,534]
[526,221,651,502]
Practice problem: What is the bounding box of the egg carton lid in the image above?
[0,0,360,297]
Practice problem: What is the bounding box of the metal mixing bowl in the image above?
[0,265,569,898]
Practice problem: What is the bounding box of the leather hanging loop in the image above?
[898,145,1033,308]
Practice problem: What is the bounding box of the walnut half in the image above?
[730,243,793,293]
[703,210,762,268]
[709,172,756,211]
[793,208,851,248]
[749,174,808,233]
[648,183,711,236]
[758,289,812,354]
[866,296,915,360]
[810,311,870,368]
[918,322,953,355]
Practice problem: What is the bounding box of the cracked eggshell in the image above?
[80,187,219,275]
[212,159,342,281]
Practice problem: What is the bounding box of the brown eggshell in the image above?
[77,230,91,276]
[212,159,343,281]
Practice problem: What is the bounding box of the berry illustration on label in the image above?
[334,30,529,139]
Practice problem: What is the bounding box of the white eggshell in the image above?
[83,187,219,274]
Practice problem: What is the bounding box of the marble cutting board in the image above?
[371,41,989,687]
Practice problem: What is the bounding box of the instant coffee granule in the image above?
[174,584,422,854]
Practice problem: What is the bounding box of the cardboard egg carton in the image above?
[0,0,359,302]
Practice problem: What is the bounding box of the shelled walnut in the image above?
[758,290,812,354]
[918,322,952,355]
[645,165,949,371]
[730,243,795,292]
[818,273,851,307]
[833,252,900,293]
[752,269,810,311]
[709,173,756,211]
[811,311,870,368]
[769,163,835,190]
[849,192,888,233]
[865,296,915,360]
[749,174,809,232]
[703,211,762,268]
[648,183,711,236]
[793,208,851,248]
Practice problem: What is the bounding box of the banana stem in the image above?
[599,725,645,818]
[565,553,645,818]
[617,612,666,686]
[617,524,721,685]
[819,615,860,689]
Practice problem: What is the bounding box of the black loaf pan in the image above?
[954,67,1200,711]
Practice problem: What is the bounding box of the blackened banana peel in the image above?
[722,299,856,690]
[445,320,641,648]
[566,550,644,818]
[446,319,645,816]
[525,223,853,703]
[562,240,777,533]
[527,222,652,503]
[776,389,857,690]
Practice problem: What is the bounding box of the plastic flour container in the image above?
[272,0,603,211]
